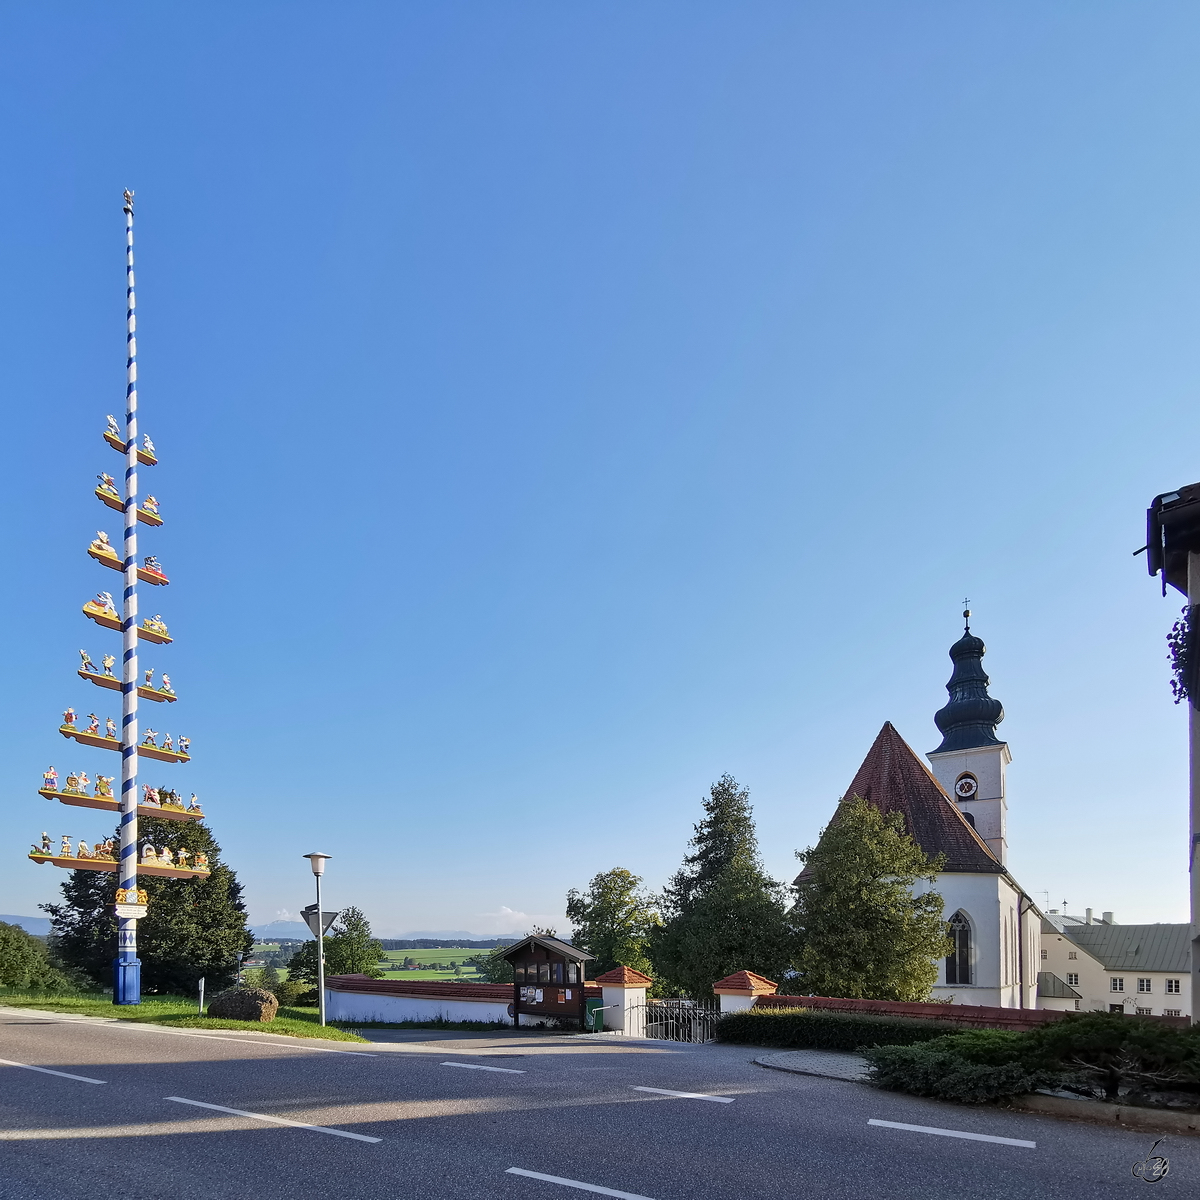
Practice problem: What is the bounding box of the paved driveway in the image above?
[0,1006,1192,1199]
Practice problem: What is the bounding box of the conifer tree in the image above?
[651,774,793,998]
[792,795,951,1001]
[42,815,252,994]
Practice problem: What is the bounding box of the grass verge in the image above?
[0,991,368,1042]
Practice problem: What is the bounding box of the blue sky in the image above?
[2,3,1198,937]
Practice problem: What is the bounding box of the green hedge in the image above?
[715,1006,958,1051]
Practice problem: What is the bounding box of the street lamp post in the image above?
[303,853,332,1026]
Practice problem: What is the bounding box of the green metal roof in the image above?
[1036,971,1081,1000]
[1059,924,1189,973]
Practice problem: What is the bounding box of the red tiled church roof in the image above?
[796,722,1002,881]
[592,966,653,986]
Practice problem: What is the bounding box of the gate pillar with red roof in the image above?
[712,970,778,1013]
[593,965,653,1034]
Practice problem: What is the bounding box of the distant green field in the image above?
[377,947,489,982]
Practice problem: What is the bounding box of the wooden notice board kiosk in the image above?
[502,935,595,1028]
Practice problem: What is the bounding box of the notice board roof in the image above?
[501,935,595,963]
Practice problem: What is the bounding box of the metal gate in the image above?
[628,999,720,1043]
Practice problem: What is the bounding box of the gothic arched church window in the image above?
[946,911,972,985]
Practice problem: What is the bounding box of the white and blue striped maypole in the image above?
[114,188,141,1004]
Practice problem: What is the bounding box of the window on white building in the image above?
[1136,1007,1152,1016]
[1040,949,1047,960]
[1066,973,1079,987]
[946,912,971,985]
[1137,978,1152,994]
[1068,951,1077,960]
[1165,1009,1182,1017]
[1073,1000,1080,1011]
[1111,978,1124,992]
[1166,979,1181,995]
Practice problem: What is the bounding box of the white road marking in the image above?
[0,1057,106,1084]
[867,1118,1036,1148]
[506,1167,657,1198]
[442,1061,525,1074]
[165,1096,382,1142]
[631,1086,733,1103]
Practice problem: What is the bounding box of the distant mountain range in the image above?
[0,915,52,936]
[249,921,524,942]
[250,921,312,940]
[2,913,524,944]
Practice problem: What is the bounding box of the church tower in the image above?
[926,610,1010,864]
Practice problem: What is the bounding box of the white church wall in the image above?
[919,873,1036,1008]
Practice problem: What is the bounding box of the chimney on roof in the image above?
[1102,912,1114,924]
[1086,908,1093,924]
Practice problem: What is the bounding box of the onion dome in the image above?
[932,610,1004,753]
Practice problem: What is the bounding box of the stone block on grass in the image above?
[207,987,279,1022]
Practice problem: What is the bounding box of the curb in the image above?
[1007,1092,1200,1136]
[753,1053,869,1082]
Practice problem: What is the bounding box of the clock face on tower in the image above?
[955,775,978,798]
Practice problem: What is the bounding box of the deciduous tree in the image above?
[792,794,951,1001]
[0,921,72,990]
[286,906,384,983]
[566,868,659,978]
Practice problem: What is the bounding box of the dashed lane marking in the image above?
[0,1058,106,1084]
[165,1096,382,1142]
[867,1118,1036,1148]
[506,1167,657,1198]
[442,1061,525,1074]
[631,1086,733,1103]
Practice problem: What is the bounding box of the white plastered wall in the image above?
[1040,931,1192,1017]
[325,989,510,1025]
[920,872,1037,1009]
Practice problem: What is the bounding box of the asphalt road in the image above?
[0,1005,1194,1200]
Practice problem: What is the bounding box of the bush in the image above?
[863,1013,1200,1105]
[863,1042,1059,1104]
[1025,1012,1200,1099]
[715,1006,958,1050]
[271,979,316,1006]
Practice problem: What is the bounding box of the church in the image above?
[803,611,1041,1008]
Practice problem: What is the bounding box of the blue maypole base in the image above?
[113,957,141,1005]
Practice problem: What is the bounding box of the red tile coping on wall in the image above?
[713,971,778,993]
[752,993,1190,1030]
[592,966,653,987]
[324,974,601,1003]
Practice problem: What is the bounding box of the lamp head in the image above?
[303,852,332,877]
